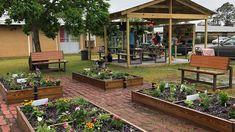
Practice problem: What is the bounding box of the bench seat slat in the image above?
[32,60,68,65]
[178,68,226,75]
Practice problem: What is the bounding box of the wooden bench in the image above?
[178,55,233,91]
[30,51,68,72]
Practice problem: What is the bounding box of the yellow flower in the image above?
[85,122,94,129]
[22,100,33,106]
[154,84,159,88]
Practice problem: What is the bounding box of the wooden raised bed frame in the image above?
[16,99,146,132]
[72,72,143,90]
[132,91,235,132]
[0,83,63,104]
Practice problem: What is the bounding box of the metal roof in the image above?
[154,25,235,33]
[196,26,235,33]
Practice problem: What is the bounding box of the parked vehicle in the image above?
[211,37,228,45]
[212,37,235,58]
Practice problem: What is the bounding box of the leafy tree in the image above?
[82,0,110,60]
[0,0,109,53]
[211,2,235,26]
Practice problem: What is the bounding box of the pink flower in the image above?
[75,106,80,111]
[112,115,120,120]
[92,117,97,122]
[232,104,235,109]
[63,122,69,129]
[69,128,74,132]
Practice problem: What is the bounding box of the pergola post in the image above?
[168,0,173,64]
[104,26,108,62]
[126,17,131,68]
[204,19,208,48]
[192,24,196,53]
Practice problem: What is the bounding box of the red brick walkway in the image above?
[62,77,211,132]
[0,77,212,132]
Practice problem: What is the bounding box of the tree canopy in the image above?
[0,0,110,52]
[211,2,235,26]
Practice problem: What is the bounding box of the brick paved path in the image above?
[0,76,212,132]
[62,77,211,132]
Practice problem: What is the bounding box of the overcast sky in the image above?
[108,0,235,13]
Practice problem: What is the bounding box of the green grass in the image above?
[1,54,235,97]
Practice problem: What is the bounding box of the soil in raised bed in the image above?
[178,95,235,120]
[21,98,141,132]
[139,86,196,102]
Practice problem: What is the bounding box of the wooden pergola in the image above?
[104,0,215,68]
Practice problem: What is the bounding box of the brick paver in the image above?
[0,76,212,132]
[61,77,212,132]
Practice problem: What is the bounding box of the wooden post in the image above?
[126,18,131,68]
[174,45,177,58]
[204,19,208,48]
[121,31,124,50]
[168,0,173,64]
[192,24,196,53]
[104,26,108,62]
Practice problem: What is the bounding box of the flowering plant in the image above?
[0,72,61,90]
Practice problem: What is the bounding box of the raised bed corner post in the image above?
[34,68,41,100]
[123,76,128,88]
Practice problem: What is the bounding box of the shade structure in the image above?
[107,0,215,67]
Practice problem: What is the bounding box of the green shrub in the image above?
[159,82,165,92]
[184,100,193,108]
[199,93,211,110]
[229,108,235,119]
[218,91,229,106]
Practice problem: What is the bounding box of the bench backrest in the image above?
[190,55,230,70]
[31,51,64,61]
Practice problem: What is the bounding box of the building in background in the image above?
[0,17,104,57]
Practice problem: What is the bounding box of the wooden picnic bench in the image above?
[117,49,142,64]
[142,47,167,63]
[29,51,68,72]
[178,55,233,91]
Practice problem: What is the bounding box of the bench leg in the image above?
[181,70,185,84]
[213,75,217,91]
[64,63,66,72]
[118,55,120,63]
[196,67,200,81]
[229,67,233,88]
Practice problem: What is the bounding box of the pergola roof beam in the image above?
[121,0,165,15]
[127,13,208,20]
[176,0,208,15]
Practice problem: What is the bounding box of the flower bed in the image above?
[0,72,63,104]
[72,67,143,90]
[132,83,235,132]
[17,98,145,132]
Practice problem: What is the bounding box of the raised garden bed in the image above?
[17,97,146,132]
[0,72,63,104]
[132,83,235,132]
[72,67,143,90]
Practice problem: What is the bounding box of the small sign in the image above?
[32,98,48,106]
[12,74,18,78]
[17,78,27,84]
[186,94,199,101]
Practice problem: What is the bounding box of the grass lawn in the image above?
[1,54,235,97]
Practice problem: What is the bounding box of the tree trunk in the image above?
[88,33,91,60]
[32,28,41,52]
